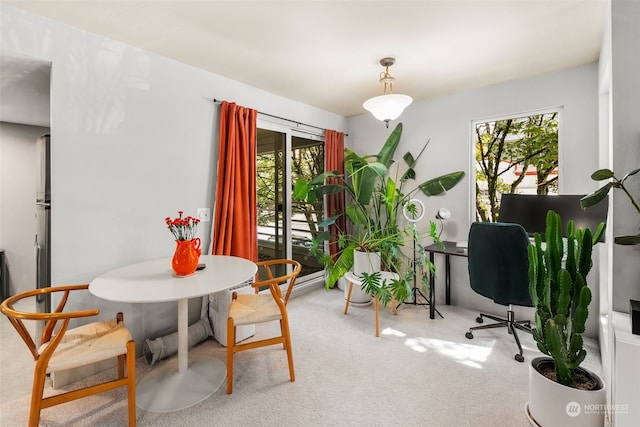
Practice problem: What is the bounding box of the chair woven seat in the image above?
[230,294,282,326]
[41,318,132,372]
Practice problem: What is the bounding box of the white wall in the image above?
[348,63,602,336]
[0,122,50,296]
[1,4,347,345]
[609,0,640,311]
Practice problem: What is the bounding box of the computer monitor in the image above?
[498,194,608,241]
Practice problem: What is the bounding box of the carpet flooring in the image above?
[0,285,603,426]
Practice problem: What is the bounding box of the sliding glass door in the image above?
[256,123,324,281]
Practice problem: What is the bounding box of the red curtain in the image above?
[211,101,258,261]
[324,129,346,258]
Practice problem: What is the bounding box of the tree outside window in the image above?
[475,112,559,222]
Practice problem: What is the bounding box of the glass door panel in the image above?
[256,127,324,281]
[291,135,324,278]
[257,129,286,266]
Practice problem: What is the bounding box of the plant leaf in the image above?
[293,179,310,201]
[314,184,346,196]
[621,167,640,182]
[376,123,403,168]
[317,215,339,229]
[325,243,355,288]
[401,167,416,182]
[590,169,614,180]
[580,182,612,208]
[310,171,341,185]
[403,151,416,168]
[592,222,606,244]
[614,234,640,245]
[418,171,465,196]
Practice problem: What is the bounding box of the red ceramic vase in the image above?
[172,238,201,276]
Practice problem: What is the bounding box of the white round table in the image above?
[89,255,257,412]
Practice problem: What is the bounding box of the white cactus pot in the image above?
[526,357,606,427]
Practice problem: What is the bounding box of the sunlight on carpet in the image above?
[408,337,493,368]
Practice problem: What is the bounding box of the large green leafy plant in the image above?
[581,168,640,245]
[294,123,465,298]
[528,210,605,387]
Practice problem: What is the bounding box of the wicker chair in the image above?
[226,259,301,394]
[0,284,136,426]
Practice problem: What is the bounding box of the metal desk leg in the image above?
[445,254,451,305]
[429,252,435,319]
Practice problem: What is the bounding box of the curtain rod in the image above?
[212,98,347,136]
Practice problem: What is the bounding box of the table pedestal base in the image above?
[137,354,226,412]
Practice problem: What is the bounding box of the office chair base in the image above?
[465,307,532,362]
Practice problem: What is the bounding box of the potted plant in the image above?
[526,210,606,427]
[581,167,640,335]
[294,123,464,304]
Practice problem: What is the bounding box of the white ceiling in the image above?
[1,0,607,124]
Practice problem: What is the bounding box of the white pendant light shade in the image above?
[363,93,413,122]
[363,57,412,127]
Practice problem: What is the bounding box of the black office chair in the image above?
[465,221,533,362]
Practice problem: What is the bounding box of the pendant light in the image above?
[362,57,413,128]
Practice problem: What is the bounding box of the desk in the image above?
[344,271,399,337]
[422,241,468,319]
[89,255,257,412]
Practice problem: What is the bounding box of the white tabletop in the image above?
[88,254,258,413]
[89,255,257,303]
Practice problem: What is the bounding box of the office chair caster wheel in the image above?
[465,332,473,339]
[475,317,483,323]
[515,354,524,362]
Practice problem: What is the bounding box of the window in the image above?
[473,110,560,222]
[256,123,324,281]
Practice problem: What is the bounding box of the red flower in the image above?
[165,211,200,241]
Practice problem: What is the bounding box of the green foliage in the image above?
[475,113,559,222]
[360,271,412,308]
[581,168,640,245]
[294,123,465,289]
[528,210,603,387]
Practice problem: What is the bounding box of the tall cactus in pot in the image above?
[527,210,605,387]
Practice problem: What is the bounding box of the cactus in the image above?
[527,210,605,387]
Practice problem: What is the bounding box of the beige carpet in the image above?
[0,286,602,426]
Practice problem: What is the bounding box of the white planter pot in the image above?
[353,251,381,276]
[527,357,606,427]
[347,251,381,304]
[343,278,371,304]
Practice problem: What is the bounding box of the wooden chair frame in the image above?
[0,284,136,426]
[226,259,301,394]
